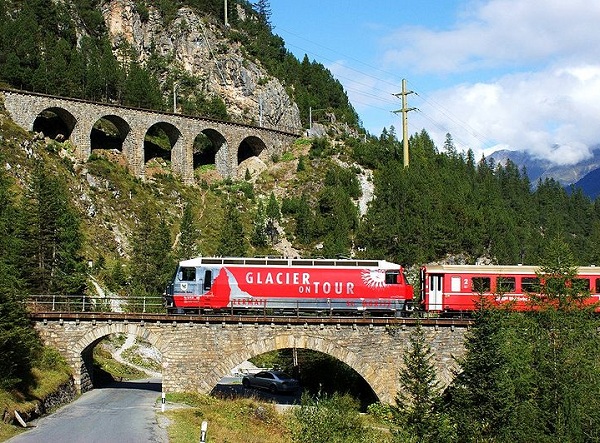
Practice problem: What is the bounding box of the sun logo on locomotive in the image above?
[361,269,386,289]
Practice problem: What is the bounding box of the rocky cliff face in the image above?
[101,0,301,131]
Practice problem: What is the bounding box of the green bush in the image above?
[290,393,381,443]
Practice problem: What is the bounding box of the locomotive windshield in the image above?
[385,271,400,284]
[179,267,196,281]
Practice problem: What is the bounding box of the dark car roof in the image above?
[271,371,294,379]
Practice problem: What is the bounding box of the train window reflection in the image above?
[180,267,196,281]
[385,271,399,284]
[522,277,540,292]
[203,270,213,290]
[497,277,516,292]
[472,277,491,293]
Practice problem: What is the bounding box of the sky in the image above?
[269,0,600,165]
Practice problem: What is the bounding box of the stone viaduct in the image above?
[33,314,468,404]
[1,88,299,183]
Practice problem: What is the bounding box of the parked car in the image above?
[242,370,300,393]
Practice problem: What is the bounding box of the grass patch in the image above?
[121,345,161,372]
[0,349,72,441]
[93,346,148,380]
[164,393,292,443]
[163,392,395,443]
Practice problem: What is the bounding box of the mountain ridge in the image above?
[488,146,600,197]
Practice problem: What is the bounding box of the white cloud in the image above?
[379,0,600,165]
[417,65,600,165]
[383,0,600,73]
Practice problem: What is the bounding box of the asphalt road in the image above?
[7,378,167,443]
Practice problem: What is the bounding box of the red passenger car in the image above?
[420,264,600,314]
[165,256,414,315]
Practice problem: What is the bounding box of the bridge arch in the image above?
[238,135,267,164]
[73,323,165,392]
[90,114,131,154]
[33,106,77,141]
[145,121,181,166]
[193,128,228,173]
[207,333,385,402]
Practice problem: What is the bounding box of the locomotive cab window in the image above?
[472,277,491,293]
[179,267,196,281]
[385,271,399,284]
[497,277,516,292]
[203,270,213,291]
[596,278,600,294]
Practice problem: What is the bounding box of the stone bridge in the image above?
[1,89,299,183]
[33,314,468,404]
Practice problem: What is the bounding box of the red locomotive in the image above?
[420,264,600,314]
[164,256,414,315]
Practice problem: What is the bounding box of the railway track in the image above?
[29,311,472,327]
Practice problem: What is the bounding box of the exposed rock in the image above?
[101,1,301,132]
[237,156,267,180]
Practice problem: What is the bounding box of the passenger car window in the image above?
[572,278,590,293]
[497,277,516,292]
[522,277,540,292]
[451,277,461,292]
[472,277,491,293]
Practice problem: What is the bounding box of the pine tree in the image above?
[446,304,534,441]
[216,201,247,257]
[129,206,175,310]
[295,193,313,244]
[266,191,281,221]
[524,237,600,440]
[254,0,272,27]
[22,161,87,295]
[394,324,453,442]
[176,202,200,260]
[0,159,41,388]
[251,200,268,247]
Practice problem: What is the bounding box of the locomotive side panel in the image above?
[167,259,414,315]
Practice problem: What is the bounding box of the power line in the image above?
[276,26,499,150]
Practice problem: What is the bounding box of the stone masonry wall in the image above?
[2,89,298,182]
[34,319,467,405]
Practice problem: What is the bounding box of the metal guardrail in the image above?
[26,294,164,314]
[25,294,473,327]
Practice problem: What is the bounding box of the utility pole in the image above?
[173,82,179,113]
[224,0,228,27]
[393,79,416,168]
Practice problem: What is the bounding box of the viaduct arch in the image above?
[33,316,467,404]
[2,89,299,183]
